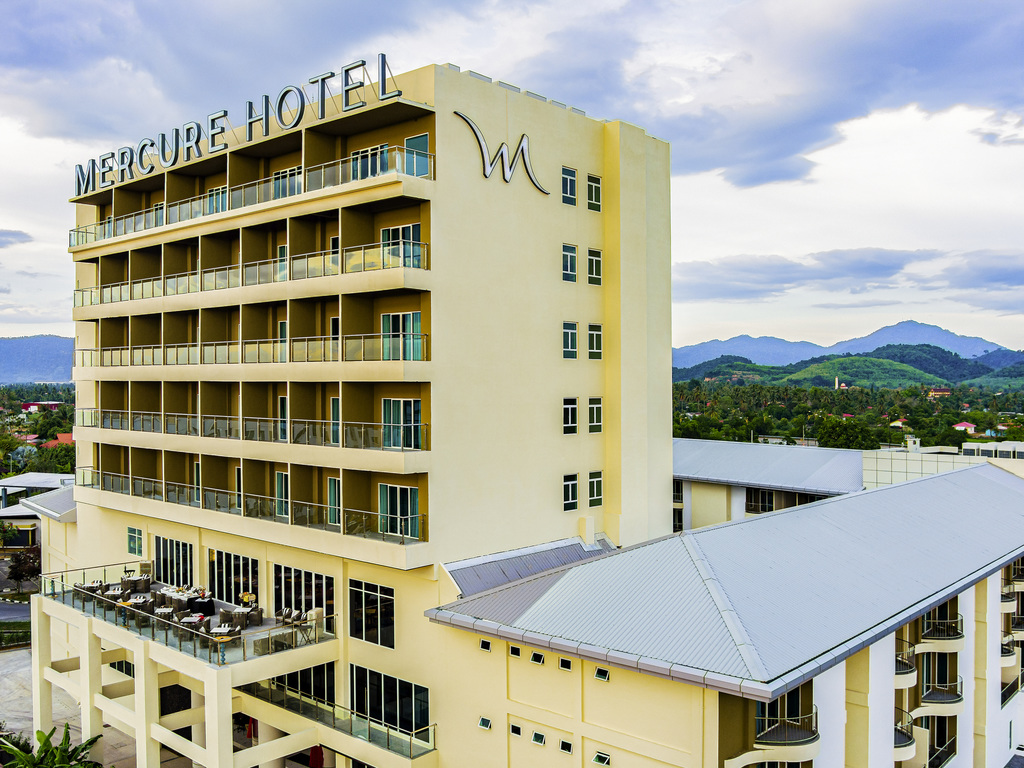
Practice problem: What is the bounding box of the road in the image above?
[0,601,30,621]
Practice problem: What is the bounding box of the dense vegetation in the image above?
[0,384,76,476]
[673,379,1024,449]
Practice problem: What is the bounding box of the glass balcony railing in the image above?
[342,333,428,362]
[292,500,341,533]
[344,509,426,544]
[202,415,241,440]
[243,417,288,443]
[70,148,435,246]
[291,337,341,363]
[921,615,964,641]
[165,344,200,365]
[342,422,428,451]
[165,413,200,437]
[753,706,819,746]
[291,419,340,448]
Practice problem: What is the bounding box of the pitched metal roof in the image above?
[0,473,74,490]
[428,463,1024,701]
[18,485,76,522]
[672,438,863,495]
[445,535,616,597]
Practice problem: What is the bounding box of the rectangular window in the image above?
[274,564,335,628]
[381,397,423,449]
[153,536,193,587]
[272,167,302,199]
[589,471,603,508]
[672,508,684,533]
[275,470,289,519]
[587,175,601,211]
[673,478,684,504]
[588,324,603,360]
[589,398,602,433]
[563,398,578,435]
[587,249,602,285]
[351,144,389,180]
[208,549,258,606]
[381,223,423,268]
[563,474,578,511]
[378,483,421,539]
[404,133,431,177]
[127,527,142,557]
[349,664,429,739]
[349,579,396,648]
[559,658,572,671]
[205,185,228,214]
[235,466,243,511]
[328,477,341,526]
[562,322,577,359]
[561,167,577,205]
[562,244,577,282]
[745,487,774,514]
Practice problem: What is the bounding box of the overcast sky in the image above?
[1,0,1023,348]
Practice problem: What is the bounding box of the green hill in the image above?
[781,357,947,388]
[864,344,991,382]
[963,362,1024,390]
[672,355,752,382]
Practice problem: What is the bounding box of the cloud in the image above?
[812,300,906,309]
[0,285,9,294]
[936,251,1024,290]
[673,247,939,301]
[0,230,30,248]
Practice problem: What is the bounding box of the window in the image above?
[561,167,577,205]
[559,658,572,672]
[564,474,578,511]
[589,398,602,433]
[746,487,774,514]
[153,536,193,587]
[562,322,577,359]
[349,665,429,739]
[127,527,142,557]
[328,477,340,526]
[404,134,431,177]
[560,740,574,754]
[205,185,227,214]
[673,508,684,533]
[378,483,421,539]
[673,478,684,504]
[563,398,578,435]
[796,492,827,505]
[351,144,389,180]
[511,724,522,737]
[593,752,611,765]
[587,175,601,211]
[271,166,302,199]
[381,311,423,361]
[532,732,546,746]
[381,223,423,268]
[588,325,602,360]
[589,472,603,508]
[562,244,577,282]
[510,645,521,658]
[478,717,492,730]
[208,549,258,606]
[350,579,395,648]
[587,249,602,285]
[594,667,610,682]
[479,639,492,652]
[381,397,423,450]
[530,651,545,665]
[274,564,335,626]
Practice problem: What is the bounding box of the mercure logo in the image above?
[454,111,549,195]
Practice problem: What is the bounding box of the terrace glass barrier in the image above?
[242,339,287,364]
[244,493,288,522]
[894,707,914,750]
[70,148,434,247]
[204,488,242,516]
[202,341,241,365]
[131,346,163,366]
[132,476,164,502]
[895,638,916,675]
[203,415,241,440]
[238,679,435,759]
[165,344,200,365]
[165,413,199,437]
[75,408,100,428]
[291,337,341,363]
[343,422,429,451]
[101,348,131,367]
[166,481,201,508]
[100,471,131,495]
[164,271,201,296]
[243,257,289,287]
[343,333,428,362]
[131,411,162,433]
[344,509,426,544]
[74,287,100,307]
[243,417,287,443]
[292,500,341,533]
[291,419,340,448]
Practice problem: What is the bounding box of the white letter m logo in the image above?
[454,111,549,195]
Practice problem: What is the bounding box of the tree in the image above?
[0,724,101,767]
[7,546,40,594]
[26,444,75,474]
[0,521,16,548]
[816,417,881,450]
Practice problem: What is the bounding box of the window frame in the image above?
[349,578,396,649]
[587,249,602,285]
[561,167,577,205]
[562,244,577,282]
[587,174,601,212]
[562,322,578,359]
[563,474,578,511]
[127,526,142,557]
[589,471,603,508]
[589,397,602,433]
[563,398,578,435]
[588,324,603,360]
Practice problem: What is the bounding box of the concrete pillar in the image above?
[203,666,233,768]
[257,721,285,768]
[133,643,162,768]
[681,480,692,530]
[814,660,847,768]
[191,689,207,748]
[321,747,336,767]
[30,597,53,733]
[79,617,105,764]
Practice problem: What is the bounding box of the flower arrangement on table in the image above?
[239,592,257,608]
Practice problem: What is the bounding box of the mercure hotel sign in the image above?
[74,54,402,197]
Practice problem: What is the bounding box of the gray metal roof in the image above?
[445,535,616,597]
[428,463,1024,701]
[0,473,74,490]
[673,438,863,495]
[18,485,76,522]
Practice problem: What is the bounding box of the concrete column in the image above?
[728,485,745,522]
[681,480,692,530]
[321,747,336,767]
[960,586,977,765]
[866,635,896,768]
[203,666,234,768]
[30,597,53,733]
[814,660,847,768]
[191,689,207,748]
[133,642,162,768]
[257,721,285,768]
[79,617,105,765]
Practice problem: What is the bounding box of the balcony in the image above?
[1002,633,1018,668]
[1012,563,1024,586]
[1002,673,1020,707]
[917,615,964,653]
[895,638,917,689]
[238,680,435,760]
[723,707,819,768]
[928,734,956,768]
[1002,580,1017,613]
[893,708,915,762]
[40,561,338,667]
[1011,614,1024,641]
[69,147,435,247]
[914,677,964,718]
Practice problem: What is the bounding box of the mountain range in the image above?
[0,336,74,383]
[673,320,1011,368]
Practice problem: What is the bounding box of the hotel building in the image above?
[32,60,671,767]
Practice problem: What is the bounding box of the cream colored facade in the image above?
[32,61,671,767]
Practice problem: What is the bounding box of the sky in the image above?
[1,0,1023,349]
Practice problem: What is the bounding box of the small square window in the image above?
[593,752,611,765]
[532,732,546,746]
[587,249,602,285]
[510,645,521,658]
[587,175,601,212]
[563,474,578,512]
[563,398,578,435]
[480,639,492,652]
[589,471,603,508]
[563,322,578,359]
[562,244,577,282]
[511,724,522,736]
[530,651,545,665]
[588,324,602,360]
[589,398,602,433]
[127,527,142,557]
[594,667,610,682]
[559,658,573,671]
[478,717,492,730]
[560,740,574,754]
[562,167,577,205]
